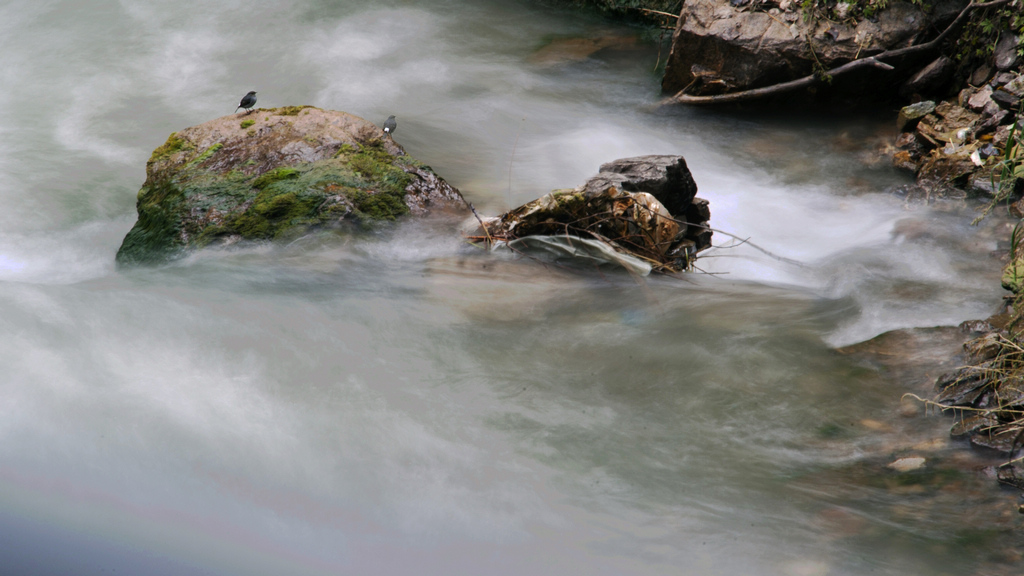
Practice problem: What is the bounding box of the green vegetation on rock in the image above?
[148,132,192,164]
[252,167,299,189]
[189,143,223,166]
[952,3,1024,71]
[117,143,416,264]
[116,107,466,266]
[273,105,314,116]
[240,119,255,128]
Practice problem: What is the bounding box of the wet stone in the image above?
[950,413,999,438]
[897,101,936,132]
[970,428,1023,453]
[959,319,997,334]
[964,332,1004,363]
[936,364,992,406]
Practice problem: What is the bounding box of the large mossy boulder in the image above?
[116,106,467,266]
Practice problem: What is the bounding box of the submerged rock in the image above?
[479,155,711,273]
[116,106,467,266]
[887,457,926,473]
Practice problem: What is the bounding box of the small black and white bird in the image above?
[235,91,257,114]
[382,115,397,138]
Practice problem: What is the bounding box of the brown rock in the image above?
[969,64,993,87]
[917,147,978,189]
[900,56,954,98]
[933,101,981,128]
[662,0,967,98]
[485,156,712,272]
[893,150,919,173]
[964,332,1004,363]
[966,85,994,112]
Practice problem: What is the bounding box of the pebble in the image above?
[887,456,926,472]
[860,418,892,431]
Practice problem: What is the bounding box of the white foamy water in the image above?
[0,1,1015,575]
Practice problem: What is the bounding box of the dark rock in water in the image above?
[994,33,1021,72]
[892,150,919,173]
[963,332,1004,363]
[892,131,925,172]
[950,413,999,438]
[116,107,467,266]
[970,428,1022,453]
[897,101,935,132]
[996,464,1024,491]
[959,319,997,334]
[900,56,954,99]
[935,363,992,406]
[596,156,698,217]
[481,155,711,273]
[966,171,1002,197]
[916,147,977,190]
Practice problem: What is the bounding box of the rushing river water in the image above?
[2,1,1023,575]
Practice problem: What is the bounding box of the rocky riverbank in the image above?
[892,71,1023,201]
[645,0,1024,492]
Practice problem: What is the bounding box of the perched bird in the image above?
[382,115,397,138]
[235,91,257,114]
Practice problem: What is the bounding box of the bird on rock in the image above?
[235,91,257,114]
[382,115,397,138]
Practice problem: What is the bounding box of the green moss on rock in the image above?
[252,167,300,189]
[116,108,465,266]
[148,132,192,164]
[189,143,223,166]
[274,105,314,116]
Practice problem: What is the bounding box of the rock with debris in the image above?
[897,101,936,133]
[479,156,711,273]
[661,0,966,99]
[116,106,467,266]
[891,70,1024,197]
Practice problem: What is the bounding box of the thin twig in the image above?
[636,8,681,19]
